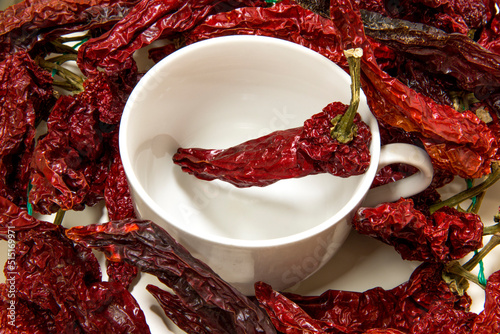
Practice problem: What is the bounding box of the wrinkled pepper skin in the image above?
[77,0,267,76]
[0,51,55,207]
[255,262,474,333]
[66,219,277,334]
[352,198,484,262]
[0,0,141,58]
[472,270,500,333]
[0,202,150,333]
[173,102,371,187]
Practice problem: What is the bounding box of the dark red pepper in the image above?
[103,134,139,289]
[255,262,473,333]
[28,65,136,215]
[29,94,109,214]
[359,0,496,34]
[0,196,40,240]
[77,0,267,76]
[472,269,500,333]
[361,10,500,111]
[0,0,141,59]
[352,198,484,262]
[0,50,55,208]
[186,0,347,67]
[66,219,277,334]
[357,13,498,179]
[478,11,500,54]
[173,102,371,187]
[410,301,476,333]
[0,209,150,333]
[362,330,406,334]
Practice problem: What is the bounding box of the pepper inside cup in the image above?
[120,35,432,294]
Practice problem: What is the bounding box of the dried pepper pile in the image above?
[1,0,500,333]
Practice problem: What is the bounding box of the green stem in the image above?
[49,40,79,55]
[467,190,485,214]
[45,53,78,65]
[52,80,80,92]
[429,162,500,214]
[463,233,500,272]
[445,260,485,290]
[483,223,500,235]
[53,209,66,226]
[37,57,85,93]
[54,32,92,45]
[330,48,363,144]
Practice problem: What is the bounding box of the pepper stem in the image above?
[429,162,500,214]
[444,233,500,292]
[463,233,500,272]
[53,209,66,226]
[37,57,85,93]
[330,48,363,144]
[444,261,484,292]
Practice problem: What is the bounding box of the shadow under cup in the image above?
[120,35,381,293]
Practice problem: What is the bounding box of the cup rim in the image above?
[120,35,380,248]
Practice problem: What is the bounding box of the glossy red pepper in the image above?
[255,262,473,333]
[66,219,277,334]
[77,0,267,76]
[0,51,55,208]
[0,0,141,58]
[472,269,500,333]
[0,203,150,333]
[352,198,484,262]
[173,102,371,187]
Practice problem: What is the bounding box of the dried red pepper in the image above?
[359,0,496,34]
[352,198,484,262]
[186,0,347,67]
[0,209,150,333]
[410,301,476,333]
[0,0,141,58]
[255,262,473,333]
[174,101,371,187]
[362,330,406,334]
[318,0,498,178]
[472,269,500,333]
[361,10,500,108]
[103,133,139,289]
[0,50,55,208]
[77,0,267,76]
[478,11,500,53]
[0,283,55,333]
[28,65,136,215]
[0,196,41,240]
[66,219,277,334]
[29,95,108,214]
[331,0,499,179]
[104,135,136,221]
[391,57,456,108]
[355,9,498,178]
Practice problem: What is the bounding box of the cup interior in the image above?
[120,36,380,243]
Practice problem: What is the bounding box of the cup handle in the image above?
[362,143,434,207]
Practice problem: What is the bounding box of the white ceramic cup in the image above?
[120,35,434,295]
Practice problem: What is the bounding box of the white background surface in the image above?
[1,1,500,333]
